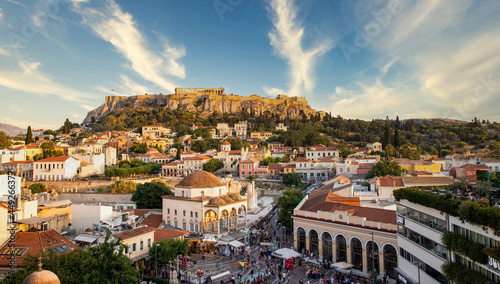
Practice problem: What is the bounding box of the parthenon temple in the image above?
[175,88,225,96]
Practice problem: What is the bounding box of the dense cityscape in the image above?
[1,1,500,284]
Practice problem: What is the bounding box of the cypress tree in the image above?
[393,128,401,149]
[63,118,71,134]
[382,124,391,149]
[25,126,34,144]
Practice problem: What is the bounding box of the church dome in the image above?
[209,197,226,206]
[22,261,60,284]
[177,170,225,188]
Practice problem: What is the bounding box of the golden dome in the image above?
[177,170,225,188]
[22,259,60,284]
[208,197,226,206]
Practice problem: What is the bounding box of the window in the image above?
[124,246,128,254]
[132,243,136,252]
[174,210,177,215]
[242,165,245,170]
[148,239,151,248]
[190,211,193,217]
[168,209,170,214]
[249,165,252,169]
[140,240,143,250]
[183,210,186,216]
[195,212,198,218]
[190,223,194,231]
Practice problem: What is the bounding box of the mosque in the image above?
[162,170,258,235]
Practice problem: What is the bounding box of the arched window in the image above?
[336,235,347,262]
[351,238,363,271]
[384,245,398,279]
[367,241,380,274]
[322,232,332,261]
[309,230,319,258]
[297,228,306,253]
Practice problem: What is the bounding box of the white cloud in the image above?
[263,86,286,97]
[0,47,9,56]
[267,0,334,98]
[0,61,97,102]
[331,0,500,121]
[0,8,3,22]
[71,0,186,93]
[0,116,59,130]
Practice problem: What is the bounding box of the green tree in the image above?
[2,234,139,284]
[393,128,401,149]
[282,172,302,187]
[202,159,224,173]
[40,141,60,158]
[107,181,137,193]
[29,183,47,194]
[131,182,173,209]
[382,124,391,149]
[129,142,149,154]
[130,158,145,167]
[0,131,12,149]
[32,153,43,161]
[149,239,189,268]
[25,126,34,144]
[63,118,71,134]
[457,141,468,148]
[366,160,403,179]
[278,188,303,229]
[261,157,275,166]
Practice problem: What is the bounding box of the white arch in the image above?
[307,228,319,237]
[382,243,398,252]
[333,233,347,242]
[349,236,363,247]
[295,226,307,235]
[364,238,381,250]
[320,231,333,240]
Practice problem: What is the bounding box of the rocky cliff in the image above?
[82,93,321,124]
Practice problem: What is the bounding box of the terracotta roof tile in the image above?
[153,228,189,241]
[113,226,156,240]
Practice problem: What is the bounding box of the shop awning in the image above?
[271,248,300,259]
[229,240,245,248]
[332,262,354,269]
[74,235,98,243]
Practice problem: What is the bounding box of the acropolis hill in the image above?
[82,88,323,124]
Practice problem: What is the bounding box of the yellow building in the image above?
[114,226,155,268]
[293,188,398,278]
[250,148,271,160]
[250,131,273,140]
[394,159,441,174]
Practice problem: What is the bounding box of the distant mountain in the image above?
[0,123,24,136]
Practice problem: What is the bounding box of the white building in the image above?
[276,123,287,132]
[71,204,114,233]
[480,158,500,172]
[72,153,105,176]
[0,148,26,164]
[33,156,80,181]
[104,146,117,166]
[305,145,339,161]
[395,189,500,284]
[162,170,247,235]
[444,153,477,171]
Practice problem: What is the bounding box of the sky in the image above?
[0,0,499,130]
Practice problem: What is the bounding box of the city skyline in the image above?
[1,0,499,129]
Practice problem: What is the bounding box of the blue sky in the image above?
[1,0,499,130]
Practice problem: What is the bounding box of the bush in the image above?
[442,262,489,284]
[29,183,47,194]
[393,188,461,216]
[442,232,487,264]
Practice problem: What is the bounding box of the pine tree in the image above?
[25,126,34,144]
[63,118,71,134]
[395,116,401,130]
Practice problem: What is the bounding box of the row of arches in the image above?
[203,206,247,233]
[296,228,397,278]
